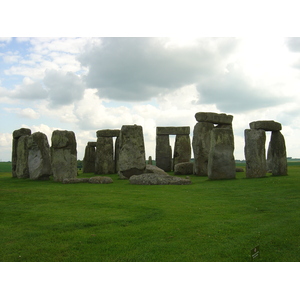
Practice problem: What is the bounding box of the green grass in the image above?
[1,162,300,262]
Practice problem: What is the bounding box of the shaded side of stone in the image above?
[118,125,146,179]
[267,131,287,176]
[15,135,30,178]
[27,132,52,180]
[173,135,191,167]
[249,120,282,131]
[208,128,236,180]
[12,128,31,177]
[156,134,172,172]
[156,126,190,135]
[192,121,214,176]
[95,136,115,174]
[96,129,120,138]
[174,162,194,175]
[83,143,96,173]
[244,129,266,178]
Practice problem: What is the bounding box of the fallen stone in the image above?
[195,112,233,125]
[129,173,192,185]
[249,120,282,131]
[144,164,169,175]
[89,176,113,184]
[62,178,90,184]
[174,162,194,175]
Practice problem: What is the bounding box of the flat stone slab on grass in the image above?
[63,178,91,184]
[249,120,282,131]
[195,112,233,124]
[129,173,192,185]
[89,176,113,184]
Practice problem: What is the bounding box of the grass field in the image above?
[1,162,300,262]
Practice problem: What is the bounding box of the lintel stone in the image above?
[87,142,97,147]
[249,120,282,131]
[156,126,190,135]
[195,112,233,125]
[96,129,120,137]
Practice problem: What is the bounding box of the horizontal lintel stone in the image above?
[156,126,190,135]
[195,112,233,125]
[87,142,97,147]
[249,120,282,131]
[96,129,121,137]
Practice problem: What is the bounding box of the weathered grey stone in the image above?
[249,120,282,131]
[27,132,52,180]
[192,121,214,176]
[236,167,244,172]
[156,126,190,135]
[244,129,266,178]
[195,112,233,125]
[62,178,90,184]
[174,162,194,175]
[144,164,169,175]
[208,128,235,180]
[156,135,172,172]
[267,131,287,176]
[129,173,192,185]
[12,128,31,177]
[83,142,96,173]
[173,134,191,167]
[51,130,77,182]
[96,129,120,138]
[15,135,30,179]
[89,176,113,184]
[148,156,153,165]
[118,125,146,179]
[95,136,115,174]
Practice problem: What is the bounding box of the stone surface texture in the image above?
[156,134,172,172]
[51,130,77,182]
[208,128,236,180]
[174,162,194,175]
[244,129,266,178]
[96,129,120,137]
[156,126,190,135]
[83,142,96,173]
[173,135,191,167]
[27,132,52,180]
[118,125,146,179]
[15,135,30,178]
[195,112,233,124]
[249,120,282,131]
[192,121,214,176]
[129,173,192,185]
[89,176,113,184]
[95,136,115,174]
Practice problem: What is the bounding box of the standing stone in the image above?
[244,129,266,178]
[118,125,146,179]
[208,128,235,180]
[156,135,172,172]
[16,135,30,178]
[51,130,77,182]
[267,131,287,176]
[12,128,31,177]
[148,156,153,165]
[95,136,115,174]
[83,142,96,173]
[192,122,214,176]
[173,135,191,167]
[27,132,52,180]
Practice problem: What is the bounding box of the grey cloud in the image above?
[285,37,300,52]
[43,70,85,106]
[78,37,239,101]
[11,81,48,100]
[197,66,289,113]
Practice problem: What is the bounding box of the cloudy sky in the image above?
[1,36,300,161]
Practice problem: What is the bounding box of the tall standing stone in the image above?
[51,130,77,182]
[267,131,287,176]
[156,135,172,172]
[244,129,266,178]
[83,142,96,173]
[192,122,214,176]
[95,136,115,174]
[15,135,30,178]
[118,125,146,179]
[27,132,52,180]
[12,128,31,178]
[173,135,191,167]
[208,128,235,180]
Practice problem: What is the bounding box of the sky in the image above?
[1,36,300,161]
